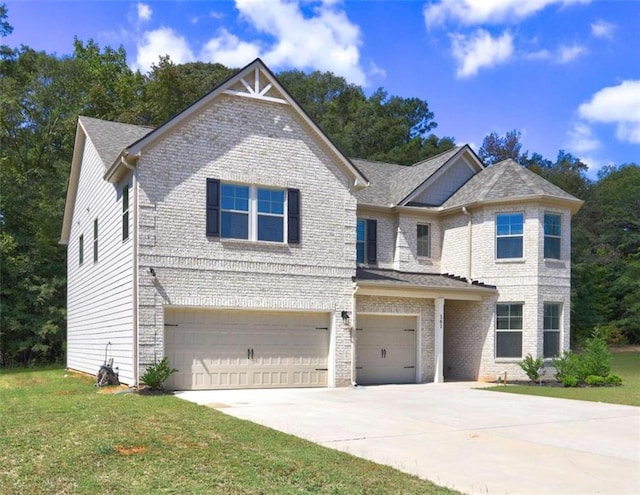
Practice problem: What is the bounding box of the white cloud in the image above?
[567,122,600,153]
[557,44,587,63]
[578,80,640,144]
[591,19,615,39]
[450,29,514,78]
[424,0,589,26]
[525,44,586,64]
[131,1,370,85]
[200,29,261,68]
[220,0,366,85]
[137,3,152,23]
[134,28,195,72]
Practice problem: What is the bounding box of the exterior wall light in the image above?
[341,311,351,325]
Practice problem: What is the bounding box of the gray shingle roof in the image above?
[441,159,581,209]
[79,116,152,168]
[356,267,495,291]
[353,146,464,207]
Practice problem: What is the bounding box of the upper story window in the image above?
[122,184,130,241]
[79,234,84,266]
[417,224,431,258]
[93,218,99,263]
[207,179,299,244]
[495,303,523,358]
[544,213,561,259]
[356,218,377,264]
[543,302,561,358]
[496,212,523,259]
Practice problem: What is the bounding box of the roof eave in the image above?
[60,120,87,245]
[440,194,584,215]
[356,281,495,301]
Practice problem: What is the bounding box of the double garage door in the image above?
[165,309,329,390]
[356,314,417,385]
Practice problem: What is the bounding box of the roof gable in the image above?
[104,58,368,188]
[353,145,484,208]
[442,159,584,213]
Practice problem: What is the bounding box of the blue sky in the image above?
[5,0,639,177]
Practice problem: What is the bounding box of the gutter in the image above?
[122,157,139,387]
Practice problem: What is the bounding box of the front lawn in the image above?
[485,349,640,406]
[0,368,457,495]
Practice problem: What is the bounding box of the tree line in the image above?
[1,6,638,366]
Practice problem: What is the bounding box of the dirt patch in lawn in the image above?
[114,445,148,455]
[96,384,130,394]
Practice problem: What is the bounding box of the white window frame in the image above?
[496,212,524,260]
[543,302,562,358]
[543,212,562,260]
[495,302,523,359]
[417,223,431,258]
[220,183,287,243]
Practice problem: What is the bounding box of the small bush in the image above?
[580,327,611,378]
[518,354,544,383]
[604,374,623,386]
[140,357,178,390]
[552,351,580,382]
[585,375,605,387]
[562,375,579,387]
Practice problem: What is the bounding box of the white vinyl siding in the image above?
[66,138,134,384]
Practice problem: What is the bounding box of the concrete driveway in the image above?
[176,383,640,495]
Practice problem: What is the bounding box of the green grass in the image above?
[0,369,457,495]
[485,350,640,406]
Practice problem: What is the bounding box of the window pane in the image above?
[356,243,365,264]
[544,214,561,236]
[497,237,523,258]
[543,331,560,358]
[417,224,430,257]
[221,211,248,239]
[356,219,365,242]
[497,213,523,235]
[257,215,283,242]
[544,303,561,330]
[257,188,284,214]
[496,332,522,358]
[221,184,249,211]
[544,237,561,259]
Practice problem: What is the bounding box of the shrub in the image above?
[585,375,605,387]
[518,354,544,383]
[605,374,623,386]
[562,375,578,387]
[552,351,580,382]
[580,327,611,378]
[140,357,178,390]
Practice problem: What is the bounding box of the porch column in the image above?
[434,297,444,383]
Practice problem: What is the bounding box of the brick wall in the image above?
[135,94,357,384]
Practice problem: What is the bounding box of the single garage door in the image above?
[165,308,330,390]
[356,314,417,385]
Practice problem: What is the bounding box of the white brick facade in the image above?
[63,60,581,388]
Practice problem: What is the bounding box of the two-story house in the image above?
[61,59,583,390]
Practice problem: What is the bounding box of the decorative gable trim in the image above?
[103,58,369,190]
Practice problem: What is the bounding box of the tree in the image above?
[478,129,525,165]
[0,3,12,37]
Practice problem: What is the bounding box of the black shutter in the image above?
[206,178,220,236]
[287,188,300,244]
[366,219,377,263]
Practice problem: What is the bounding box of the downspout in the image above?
[351,284,359,386]
[123,157,139,386]
[462,207,472,283]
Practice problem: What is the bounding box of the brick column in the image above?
[434,297,444,383]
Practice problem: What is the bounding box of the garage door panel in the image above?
[356,315,417,386]
[165,309,329,390]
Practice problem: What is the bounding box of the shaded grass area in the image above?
[0,369,457,495]
[485,350,640,406]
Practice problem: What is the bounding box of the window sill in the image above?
[218,237,290,248]
[495,258,526,264]
[495,358,523,363]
